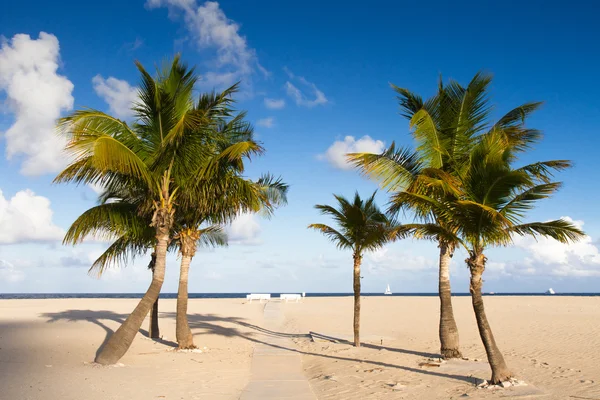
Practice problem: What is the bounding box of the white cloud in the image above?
[257,117,274,128]
[0,32,74,176]
[319,135,385,170]
[0,259,25,283]
[264,98,285,109]
[0,189,64,244]
[284,67,327,108]
[147,0,263,89]
[512,216,600,277]
[226,212,261,245]
[363,246,437,275]
[88,182,105,195]
[92,75,138,119]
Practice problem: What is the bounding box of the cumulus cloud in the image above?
[256,117,274,128]
[512,216,600,277]
[0,32,74,175]
[0,189,64,244]
[146,0,264,89]
[319,135,385,170]
[226,213,261,245]
[284,68,327,107]
[0,259,25,283]
[264,98,285,109]
[92,75,138,119]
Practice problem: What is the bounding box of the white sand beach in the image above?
[1,296,599,399]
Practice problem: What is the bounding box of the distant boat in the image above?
[489,291,495,295]
[545,288,556,295]
[384,284,392,295]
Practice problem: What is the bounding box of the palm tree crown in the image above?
[308,192,391,255]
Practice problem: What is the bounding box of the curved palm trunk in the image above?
[95,229,169,364]
[467,252,512,384]
[438,241,461,359]
[95,181,174,365]
[147,252,160,339]
[353,252,362,347]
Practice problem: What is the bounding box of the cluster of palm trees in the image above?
[55,56,288,364]
[56,56,583,386]
[309,72,584,384]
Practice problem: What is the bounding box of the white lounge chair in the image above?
[280,294,302,303]
[246,293,271,303]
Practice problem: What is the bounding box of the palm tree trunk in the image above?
[94,229,169,364]
[353,252,362,347]
[176,253,195,349]
[438,241,461,359]
[149,297,160,339]
[467,252,512,384]
[147,252,160,339]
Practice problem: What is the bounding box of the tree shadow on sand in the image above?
[39,310,476,384]
[40,310,178,358]
[162,312,476,385]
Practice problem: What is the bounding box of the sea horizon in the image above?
[1,292,599,299]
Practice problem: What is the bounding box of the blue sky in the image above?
[1,0,600,293]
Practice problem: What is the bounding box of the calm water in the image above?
[1,292,599,299]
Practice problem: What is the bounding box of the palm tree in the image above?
[452,132,584,383]
[348,72,557,359]
[308,192,391,347]
[55,56,238,364]
[399,130,585,383]
[58,58,289,359]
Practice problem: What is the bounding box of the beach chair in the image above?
[246,293,271,303]
[280,294,302,303]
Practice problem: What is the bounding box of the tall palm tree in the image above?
[349,72,556,359]
[308,192,391,347]
[169,89,289,349]
[55,56,247,364]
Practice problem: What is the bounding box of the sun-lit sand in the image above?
[1,296,599,399]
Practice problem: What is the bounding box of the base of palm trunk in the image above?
[441,347,462,359]
[177,344,197,350]
[490,369,513,385]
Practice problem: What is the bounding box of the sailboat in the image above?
[384,284,392,295]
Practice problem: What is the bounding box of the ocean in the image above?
[1,292,599,299]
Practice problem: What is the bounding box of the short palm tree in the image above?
[308,192,391,347]
[349,72,562,359]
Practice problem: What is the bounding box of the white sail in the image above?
[545,288,556,295]
[384,284,392,295]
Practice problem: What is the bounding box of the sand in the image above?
[1,296,599,399]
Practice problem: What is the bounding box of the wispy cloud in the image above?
[264,98,285,109]
[0,32,74,175]
[318,135,385,170]
[146,0,264,90]
[257,117,274,128]
[283,67,328,108]
[122,36,144,52]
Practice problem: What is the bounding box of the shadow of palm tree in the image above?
[179,313,474,384]
[40,309,178,358]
